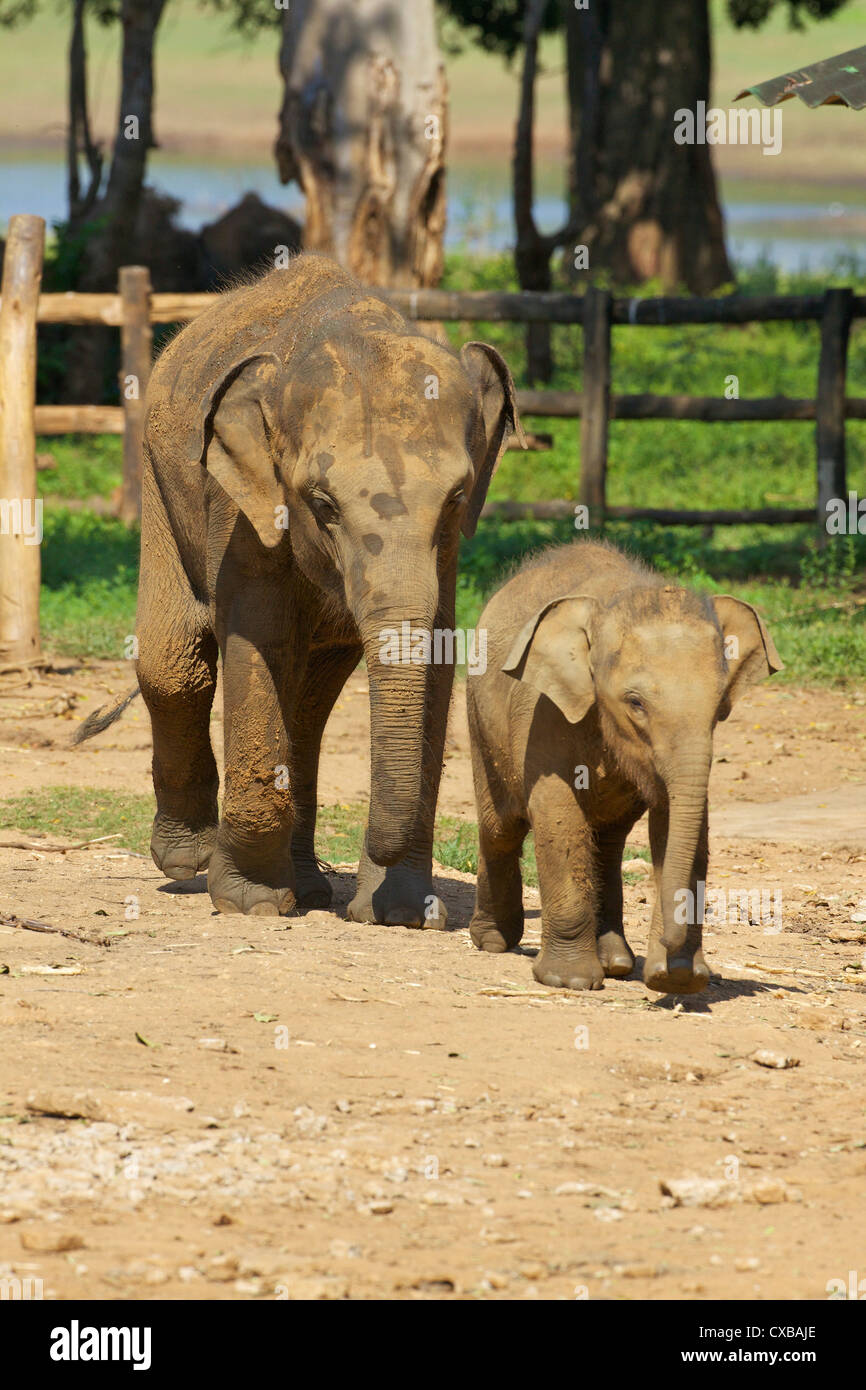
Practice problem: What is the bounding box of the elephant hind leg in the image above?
[136,521,218,881]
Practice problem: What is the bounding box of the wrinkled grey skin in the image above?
[466,541,782,994]
[132,254,523,920]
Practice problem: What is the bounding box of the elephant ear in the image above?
[197,351,285,548]
[712,595,784,715]
[501,594,598,725]
[459,342,526,539]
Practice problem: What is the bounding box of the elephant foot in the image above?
[151,813,218,882]
[597,929,635,978]
[207,832,295,918]
[348,860,447,929]
[469,908,524,953]
[291,853,334,911]
[643,940,710,995]
[533,947,605,991]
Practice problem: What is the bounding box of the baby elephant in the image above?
[466,541,782,994]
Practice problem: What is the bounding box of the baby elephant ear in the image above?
[459,342,527,539]
[197,351,285,548]
[501,594,598,725]
[712,595,784,712]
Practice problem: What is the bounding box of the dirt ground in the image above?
[0,661,865,1303]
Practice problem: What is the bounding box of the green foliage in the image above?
[728,0,850,28]
[439,0,851,59]
[436,0,559,61]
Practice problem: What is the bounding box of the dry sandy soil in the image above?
[0,662,865,1303]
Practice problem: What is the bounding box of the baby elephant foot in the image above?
[348,861,447,929]
[533,946,605,991]
[291,852,333,911]
[151,813,218,882]
[643,940,710,995]
[469,908,524,953]
[597,929,635,978]
[208,831,295,917]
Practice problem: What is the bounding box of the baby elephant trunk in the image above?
[659,741,713,954]
[361,613,433,867]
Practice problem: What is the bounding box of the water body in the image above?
[1,148,864,273]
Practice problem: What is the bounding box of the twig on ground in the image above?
[0,912,107,946]
[0,833,122,853]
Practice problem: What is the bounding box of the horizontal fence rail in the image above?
[2,265,861,533]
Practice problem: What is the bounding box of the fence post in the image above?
[579,286,611,527]
[815,286,853,548]
[119,265,152,524]
[0,214,46,670]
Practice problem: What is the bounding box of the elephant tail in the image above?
[71,686,141,746]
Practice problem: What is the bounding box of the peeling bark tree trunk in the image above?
[564,0,732,294]
[276,0,447,289]
[66,0,166,403]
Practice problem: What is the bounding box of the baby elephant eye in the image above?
[625,694,646,715]
[308,492,340,525]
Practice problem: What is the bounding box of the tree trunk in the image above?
[564,0,733,294]
[67,0,102,225]
[275,0,447,289]
[65,0,166,404]
[514,0,555,384]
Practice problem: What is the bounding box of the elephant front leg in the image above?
[348,602,455,929]
[208,622,300,917]
[531,779,604,991]
[289,642,361,910]
[643,804,711,994]
[595,817,640,978]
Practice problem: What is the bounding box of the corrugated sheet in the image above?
[736,44,866,110]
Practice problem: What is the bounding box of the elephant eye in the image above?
[625,694,646,716]
[308,490,340,525]
[446,487,466,510]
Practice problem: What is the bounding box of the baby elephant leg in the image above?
[594,819,638,978]
[470,812,527,953]
[530,779,604,991]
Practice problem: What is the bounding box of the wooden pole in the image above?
[815,287,854,547]
[579,286,611,525]
[118,265,152,524]
[0,215,45,669]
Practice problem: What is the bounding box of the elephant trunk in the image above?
[658,740,713,954]
[361,610,433,867]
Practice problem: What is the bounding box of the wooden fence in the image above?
[0,211,861,661]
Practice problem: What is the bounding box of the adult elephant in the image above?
[88,254,522,923]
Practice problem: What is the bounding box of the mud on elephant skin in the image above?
[78,254,524,922]
[466,540,782,995]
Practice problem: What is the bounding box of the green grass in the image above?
[38,435,122,501]
[0,788,658,891]
[40,507,138,659]
[0,787,154,853]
